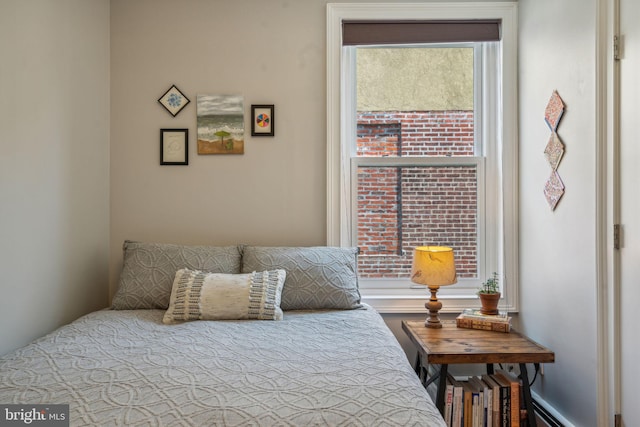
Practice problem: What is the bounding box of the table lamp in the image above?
[411,246,457,328]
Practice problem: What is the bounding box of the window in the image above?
[353,45,483,282]
[327,3,518,312]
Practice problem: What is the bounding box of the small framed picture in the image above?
[160,129,188,165]
[251,104,274,136]
[158,85,190,117]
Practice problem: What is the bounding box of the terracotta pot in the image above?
[478,292,501,315]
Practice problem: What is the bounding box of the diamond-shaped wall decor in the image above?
[544,170,565,210]
[158,84,191,117]
[544,132,565,170]
[544,90,565,132]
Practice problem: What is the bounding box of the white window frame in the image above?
[327,2,519,313]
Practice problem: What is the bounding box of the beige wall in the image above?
[518,0,598,425]
[110,0,333,297]
[0,0,110,356]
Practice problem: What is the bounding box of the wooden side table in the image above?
[402,320,555,427]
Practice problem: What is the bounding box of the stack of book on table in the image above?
[456,308,512,333]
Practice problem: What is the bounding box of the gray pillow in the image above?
[112,240,242,310]
[241,246,361,310]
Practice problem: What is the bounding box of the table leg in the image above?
[414,352,432,387]
[519,363,537,427]
[435,364,449,415]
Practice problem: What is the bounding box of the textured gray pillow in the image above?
[112,240,242,310]
[241,246,361,310]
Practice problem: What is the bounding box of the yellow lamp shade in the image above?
[411,246,457,287]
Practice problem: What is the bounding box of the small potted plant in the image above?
[477,272,500,315]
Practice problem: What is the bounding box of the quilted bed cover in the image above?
[0,306,445,426]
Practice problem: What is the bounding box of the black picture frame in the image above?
[160,129,188,165]
[251,104,275,136]
[158,85,191,117]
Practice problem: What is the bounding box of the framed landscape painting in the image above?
[196,95,244,154]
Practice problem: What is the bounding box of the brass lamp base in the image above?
[424,285,443,328]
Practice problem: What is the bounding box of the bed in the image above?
[0,241,445,426]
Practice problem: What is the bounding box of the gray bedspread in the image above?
[0,306,445,426]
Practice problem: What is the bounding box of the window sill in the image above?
[361,291,517,314]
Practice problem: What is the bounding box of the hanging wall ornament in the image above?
[543,90,565,210]
[543,170,565,211]
[544,90,565,132]
[544,132,565,170]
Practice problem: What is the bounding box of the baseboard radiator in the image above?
[533,398,565,427]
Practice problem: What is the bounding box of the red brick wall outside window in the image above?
[356,110,478,279]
